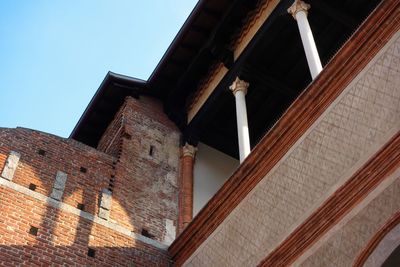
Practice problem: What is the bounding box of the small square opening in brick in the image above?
[38,149,46,156]
[141,228,155,239]
[28,183,37,191]
[80,167,87,173]
[87,248,96,258]
[29,226,38,236]
[77,203,85,211]
[122,132,132,140]
[149,145,155,157]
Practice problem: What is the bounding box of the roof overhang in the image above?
[70,72,148,147]
[70,0,381,157]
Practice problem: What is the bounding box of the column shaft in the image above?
[230,77,251,163]
[296,10,322,79]
[178,144,196,234]
[288,0,322,79]
[234,90,251,163]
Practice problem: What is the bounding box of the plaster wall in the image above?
[193,143,239,215]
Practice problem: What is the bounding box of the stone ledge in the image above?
[0,177,168,250]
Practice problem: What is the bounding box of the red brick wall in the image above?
[0,186,170,266]
[0,127,114,215]
[97,101,126,158]
[0,95,180,266]
[99,96,181,242]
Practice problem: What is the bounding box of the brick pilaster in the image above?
[178,143,196,234]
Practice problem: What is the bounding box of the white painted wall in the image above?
[193,142,239,215]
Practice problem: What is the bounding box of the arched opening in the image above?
[354,212,400,267]
[382,243,400,267]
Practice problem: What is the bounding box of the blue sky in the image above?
[0,0,198,137]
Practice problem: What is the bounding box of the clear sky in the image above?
[0,0,198,137]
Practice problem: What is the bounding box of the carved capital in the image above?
[182,143,197,158]
[229,77,249,95]
[287,0,310,19]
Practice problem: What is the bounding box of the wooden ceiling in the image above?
[182,0,382,158]
[71,0,382,157]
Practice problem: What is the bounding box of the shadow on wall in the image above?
[0,245,168,266]
[0,127,171,266]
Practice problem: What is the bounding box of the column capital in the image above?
[287,0,310,19]
[182,143,197,158]
[229,77,249,95]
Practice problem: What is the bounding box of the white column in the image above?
[288,0,322,79]
[229,77,251,163]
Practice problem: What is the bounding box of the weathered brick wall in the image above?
[0,186,170,266]
[97,100,126,158]
[0,128,114,215]
[98,96,180,244]
[0,94,180,266]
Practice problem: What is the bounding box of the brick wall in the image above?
[0,127,114,216]
[0,186,169,266]
[99,96,180,243]
[97,99,126,158]
[0,95,181,266]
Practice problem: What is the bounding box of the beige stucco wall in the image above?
[183,30,400,267]
[193,143,239,215]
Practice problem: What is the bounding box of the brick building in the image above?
[1,0,400,266]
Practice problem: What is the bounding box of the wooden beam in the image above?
[309,0,358,29]
[211,45,234,68]
[170,57,188,66]
[190,25,210,36]
[201,131,239,159]
[242,65,297,97]
[180,43,198,53]
[203,7,223,19]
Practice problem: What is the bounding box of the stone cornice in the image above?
[169,1,400,265]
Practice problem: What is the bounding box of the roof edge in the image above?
[69,71,147,139]
[147,0,207,84]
